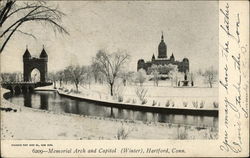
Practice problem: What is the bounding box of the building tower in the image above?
[170,53,175,61]
[158,32,167,58]
[151,54,155,61]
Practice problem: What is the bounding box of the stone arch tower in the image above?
[23,47,48,83]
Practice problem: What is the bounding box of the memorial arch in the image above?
[23,47,48,83]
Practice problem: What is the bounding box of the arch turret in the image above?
[23,46,48,83]
[23,48,31,59]
[40,47,48,58]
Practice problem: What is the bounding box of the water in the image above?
[5,91,218,127]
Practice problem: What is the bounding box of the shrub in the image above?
[200,101,205,108]
[178,130,188,140]
[165,100,170,107]
[152,100,157,106]
[141,99,147,105]
[132,99,137,104]
[213,101,219,108]
[116,126,131,140]
[135,87,148,105]
[172,101,175,107]
[158,102,161,106]
[125,98,131,103]
[118,95,123,102]
[192,101,198,108]
[73,90,80,94]
[183,101,188,107]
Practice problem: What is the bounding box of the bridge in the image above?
[1,82,52,93]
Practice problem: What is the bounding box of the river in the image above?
[5,91,218,127]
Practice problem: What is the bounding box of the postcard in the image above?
[0,0,249,157]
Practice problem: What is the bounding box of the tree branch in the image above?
[25,17,69,34]
[12,29,37,39]
[1,5,42,38]
[0,21,22,53]
[0,0,15,27]
[5,4,38,21]
[0,1,69,53]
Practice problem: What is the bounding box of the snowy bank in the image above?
[57,89,218,117]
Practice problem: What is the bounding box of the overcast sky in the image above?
[1,1,218,73]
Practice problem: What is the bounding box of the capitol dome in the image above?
[158,33,167,58]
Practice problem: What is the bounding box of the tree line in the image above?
[48,50,130,96]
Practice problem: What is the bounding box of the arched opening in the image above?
[21,86,28,93]
[14,86,21,94]
[30,68,41,82]
[28,86,34,92]
[7,85,13,93]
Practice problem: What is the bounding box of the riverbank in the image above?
[1,88,218,140]
[57,89,218,117]
[58,82,219,111]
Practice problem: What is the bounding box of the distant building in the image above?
[137,32,189,74]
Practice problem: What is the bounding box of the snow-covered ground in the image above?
[59,81,218,110]
[1,87,218,140]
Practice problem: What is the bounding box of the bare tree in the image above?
[197,68,203,76]
[119,71,131,86]
[16,72,23,82]
[188,72,195,86]
[149,64,159,86]
[65,65,85,92]
[136,68,147,86]
[0,73,8,82]
[82,65,92,88]
[0,0,68,53]
[48,72,57,89]
[135,86,148,104]
[168,65,179,86]
[93,49,130,96]
[203,66,218,88]
[90,61,101,83]
[56,70,64,87]
[0,72,19,82]
[62,68,71,85]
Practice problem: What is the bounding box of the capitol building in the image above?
[137,33,189,74]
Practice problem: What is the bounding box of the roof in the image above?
[183,58,189,62]
[23,48,31,58]
[40,48,48,58]
[152,54,155,59]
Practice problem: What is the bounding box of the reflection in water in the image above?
[24,92,31,107]
[40,93,48,110]
[110,107,115,118]
[6,91,218,127]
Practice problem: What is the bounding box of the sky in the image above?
[1,1,218,73]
